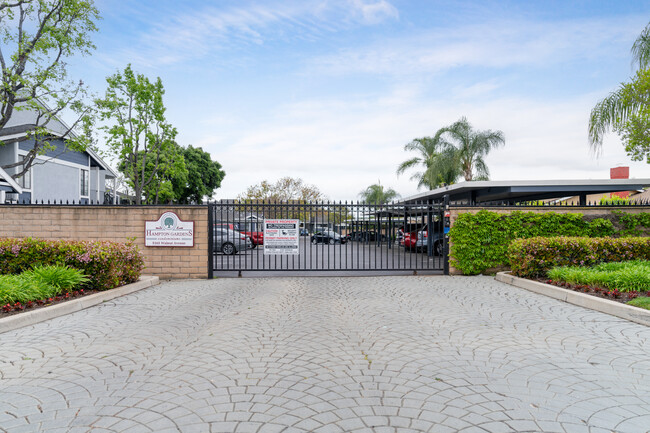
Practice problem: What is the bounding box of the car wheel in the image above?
[250,243,257,250]
[434,241,443,256]
[222,242,236,255]
[328,238,335,245]
[312,238,317,244]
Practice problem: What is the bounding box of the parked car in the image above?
[415,230,444,255]
[214,228,253,255]
[300,229,310,236]
[311,230,347,244]
[235,221,264,249]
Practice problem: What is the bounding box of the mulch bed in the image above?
[1,289,102,318]
[535,278,649,305]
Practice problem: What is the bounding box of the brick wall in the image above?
[448,206,650,275]
[0,205,208,279]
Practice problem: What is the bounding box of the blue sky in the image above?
[70,0,650,200]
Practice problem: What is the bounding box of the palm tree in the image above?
[396,136,460,190]
[358,181,400,204]
[435,117,505,181]
[589,22,650,152]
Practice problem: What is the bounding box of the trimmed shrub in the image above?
[508,236,650,279]
[449,210,614,275]
[0,238,144,290]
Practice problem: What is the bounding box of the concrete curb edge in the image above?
[0,276,160,335]
[495,272,650,327]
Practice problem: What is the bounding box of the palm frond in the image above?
[632,22,650,70]
[396,157,421,175]
[588,85,638,151]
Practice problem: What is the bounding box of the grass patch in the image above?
[627,297,650,310]
[547,260,650,293]
[0,265,88,305]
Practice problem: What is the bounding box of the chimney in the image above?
[610,166,629,179]
[610,166,630,198]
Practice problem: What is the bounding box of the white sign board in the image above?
[264,219,299,255]
[145,211,194,247]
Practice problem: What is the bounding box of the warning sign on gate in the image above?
[264,219,299,255]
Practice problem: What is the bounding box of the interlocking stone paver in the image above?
[1,276,650,432]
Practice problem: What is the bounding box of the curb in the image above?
[495,272,650,327]
[0,276,160,335]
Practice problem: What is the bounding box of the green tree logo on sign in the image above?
[164,217,174,228]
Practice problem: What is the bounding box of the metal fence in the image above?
[208,200,446,276]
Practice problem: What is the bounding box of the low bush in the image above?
[0,238,144,290]
[508,237,650,279]
[0,265,88,304]
[449,210,614,275]
[547,260,650,292]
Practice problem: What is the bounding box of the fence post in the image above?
[443,194,450,276]
[207,203,214,279]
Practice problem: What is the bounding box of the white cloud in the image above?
[101,0,399,69]
[349,0,399,24]
[306,16,642,76]
[199,85,650,202]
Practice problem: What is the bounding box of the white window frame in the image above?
[18,161,32,191]
[80,168,90,198]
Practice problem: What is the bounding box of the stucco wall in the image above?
[448,206,650,275]
[0,205,208,279]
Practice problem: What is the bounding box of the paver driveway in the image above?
[1,276,649,433]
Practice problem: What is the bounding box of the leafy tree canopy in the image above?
[0,0,100,179]
[96,64,177,205]
[178,145,225,204]
[238,177,325,202]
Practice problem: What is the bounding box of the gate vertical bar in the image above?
[208,202,214,279]
[443,194,450,275]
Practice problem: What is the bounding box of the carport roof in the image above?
[401,179,650,204]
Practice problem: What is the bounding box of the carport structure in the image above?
[402,178,650,205]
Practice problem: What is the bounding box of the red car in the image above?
[235,221,264,249]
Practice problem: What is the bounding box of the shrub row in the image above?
[508,237,650,279]
[448,210,615,275]
[0,238,145,290]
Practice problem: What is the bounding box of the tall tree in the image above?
[589,22,650,161]
[95,65,177,205]
[396,136,459,190]
[177,145,225,204]
[0,0,100,178]
[126,141,188,204]
[358,181,400,204]
[238,177,325,202]
[435,117,505,181]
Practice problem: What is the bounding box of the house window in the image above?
[18,162,31,190]
[80,169,89,196]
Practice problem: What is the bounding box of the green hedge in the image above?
[508,237,650,279]
[449,210,615,275]
[0,238,145,290]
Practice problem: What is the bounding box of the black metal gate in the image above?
[208,200,447,276]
